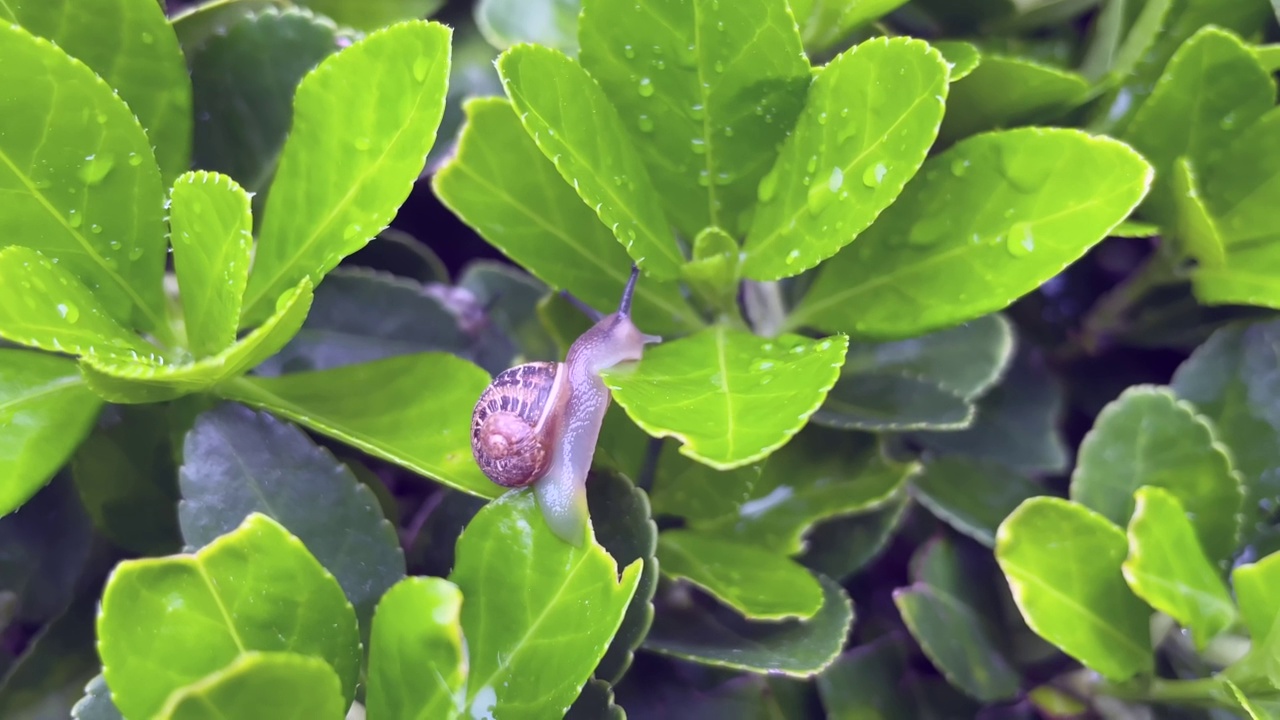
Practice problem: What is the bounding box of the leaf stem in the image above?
[1078,243,1183,354]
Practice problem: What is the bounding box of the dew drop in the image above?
[950,158,969,177]
[95,112,108,124]
[127,153,143,167]
[90,224,102,234]
[68,211,83,229]
[817,111,828,125]
[127,245,144,261]
[907,215,949,247]
[691,138,707,155]
[785,249,801,265]
[624,45,636,59]
[862,162,886,188]
[723,126,734,137]
[413,56,431,81]
[140,31,154,45]
[806,155,818,174]
[637,114,655,133]
[638,77,655,97]
[807,179,835,215]
[828,166,844,192]
[1006,221,1035,257]
[697,170,711,187]
[78,154,116,186]
[344,224,362,240]
[713,61,725,73]
[757,167,780,203]
[689,103,705,120]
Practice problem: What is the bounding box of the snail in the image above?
[470,265,660,545]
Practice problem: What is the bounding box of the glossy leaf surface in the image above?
[894,583,1020,702]
[939,55,1088,144]
[912,457,1043,548]
[365,577,466,720]
[157,652,345,720]
[657,530,824,620]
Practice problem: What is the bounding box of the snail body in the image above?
[470,266,660,545]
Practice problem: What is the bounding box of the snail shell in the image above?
[470,361,570,487]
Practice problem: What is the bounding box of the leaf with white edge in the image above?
[256,268,470,376]
[299,0,443,30]
[496,45,684,279]
[789,0,909,54]
[157,651,345,720]
[432,97,701,336]
[242,20,451,323]
[658,529,824,621]
[70,675,123,720]
[893,583,1021,702]
[96,513,360,720]
[1069,385,1242,567]
[1122,486,1236,650]
[0,22,167,331]
[693,428,916,555]
[220,353,500,498]
[1173,320,1280,545]
[3,0,192,183]
[1122,27,1274,226]
[742,37,949,281]
[449,490,642,718]
[578,0,812,239]
[476,0,580,54]
[842,313,1014,399]
[602,326,848,470]
[995,497,1153,682]
[1112,219,1162,238]
[80,278,314,404]
[189,8,347,218]
[366,577,465,720]
[789,128,1154,339]
[178,404,405,632]
[813,373,972,431]
[1171,157,1228,269]
[644,573,853,676]
[169,171,254,358]
[933,40,981,81]
[0,351,104,514]
[938,55,1088,145]
[0,247,165,363]
[912,457,1044,548]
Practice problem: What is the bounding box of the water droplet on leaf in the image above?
[1006,221,1035,257]
[78,154,115,186]
[638,77,654,97]
[757,167,780,203]
[413,56,431,81]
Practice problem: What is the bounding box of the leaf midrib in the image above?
[0,374,84,413]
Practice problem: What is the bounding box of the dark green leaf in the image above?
[790,0,909,54]
[647,439,762,522]
[911,457,1044,548]
[658,529,825,620]
[242,20,451,322]
[743,37,949,281]
[3,0,192,183]
[578,0,811,239]
[1122,486,1236,650]
[938,55,1088,145]
[366,577,465,720]
[497,45,685,279]
[169,171,255,358]
[0,476,92,624]
[644,573,853,676]
[178,404,405,632]
[0,351,104,514]
[814,373,972,431]
[476,0,580,54]
[843,313,1014,400]
[603,326,848,469]
[433,97,701,336]
[449,489,642,718]
[348,228,450,284]
[894,584,1021,702]
[0,593,98,719]
[995,497,1153,682]
[1069,385,1242,566]
[0,22,167,331]
[565,678,625,720]
[71,405,181,555]
[220,353,499,498]
[789,128,1153,339]
[97,513,360,719]
[798,490,909,581]
[157,652,346,720]
[816,637,914,720]
[299,0,443,30]
[188,7,346,220]
[168,0,284,50]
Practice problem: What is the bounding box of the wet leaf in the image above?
[911,457,1044,548]
[939,55,1088,144]
[365,577,465,720]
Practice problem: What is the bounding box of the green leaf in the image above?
[168,0,284,49]
[178,404,405,632]
[938,55,1088,145]
[995,496,1153,682]
[911,457,1044,548]
[565,679,623,720]
[449,489,642,718]
[241,20,451,323]
[350,228,450,284]
[1234,551,1280,650]
[1121,486,1236,650]
[603,326,848,469]
[815,313,1013,431]
[80,278,314,404]
[157,652,345,720]
[1171,157,1228,270]
[657,529,825,620]
[742,37,949,281]
[496,45,684,279]
[789,128,1153,339]
[1226,678,1276,720]
[219,353,499,498]
[647,440,761,521]
[790,0,909,54]
[3,0,193,183]
[1121,27,1274,227]
[911,348,1069,474]
[256,268,470,376]
[817,637,915,720]
[675,428,914,555]
[97,513,360,720]
[456,261,560,371]
[893,584,1021,702]
[1078,0,1172,84]
[798,490,909,581]
[0,247,164,363]
[169,171,254,358]
[71,405,181,555]
[933,40,981,81]
[644,573,853,676]
[0,352,104,514]
[0,476,93,624]
[366,577,465,720]
[1173,320,1280,545]
[433,97,701,336]
[578,0,811,240]
[476,0,580,54]
[1069,385,1242,566]
[299,0,442,30]
[0,589,99,719]
[188,7,345,222]
[0,22,167,331]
